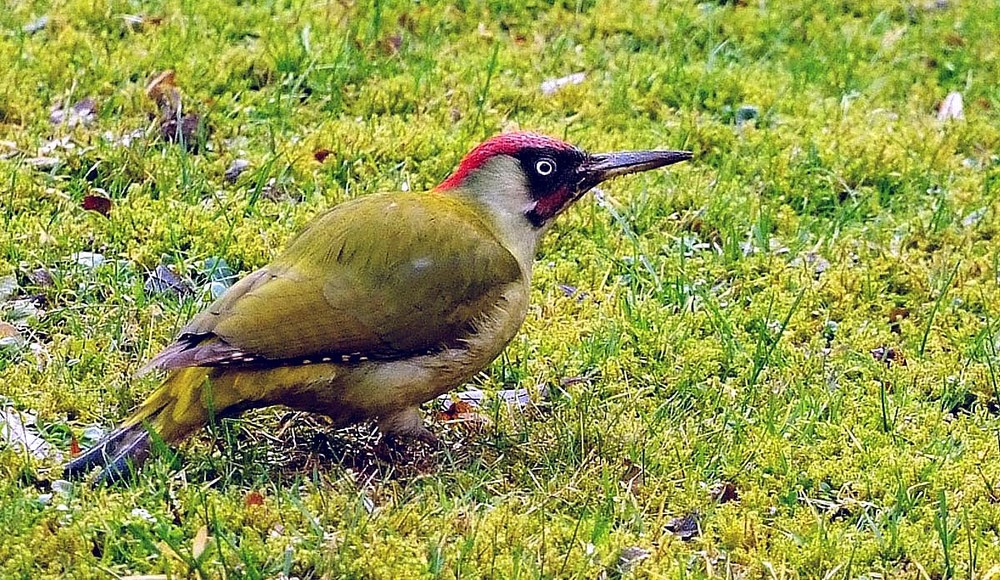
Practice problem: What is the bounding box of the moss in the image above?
[2,0,1000,576]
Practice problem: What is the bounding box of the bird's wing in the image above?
[142,193,524,372]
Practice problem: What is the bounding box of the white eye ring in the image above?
[535,159,556,176]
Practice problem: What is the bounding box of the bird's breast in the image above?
[344,277,531,411]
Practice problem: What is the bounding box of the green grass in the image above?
[2,0,1000,577]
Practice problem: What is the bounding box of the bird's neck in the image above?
[444,157,544,278]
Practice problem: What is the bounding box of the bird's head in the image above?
[436,132,692,230]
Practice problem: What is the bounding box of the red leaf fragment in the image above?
[69,435,81,457]
[313,149,331,163]
[245,491,265,507]
[436,400,489,430]
[82,194,112,216]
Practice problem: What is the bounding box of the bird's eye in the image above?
[535,158,556,177]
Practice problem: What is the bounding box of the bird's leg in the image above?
[377,407,440,449]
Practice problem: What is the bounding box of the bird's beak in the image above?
[576,149,693,192]
[525,147,693,228]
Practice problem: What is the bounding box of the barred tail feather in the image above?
[62,422,152,483]
[63,367,211,482]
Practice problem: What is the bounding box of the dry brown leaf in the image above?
[146,70,181,116]
[0,322,20,340]
[871,345,907,367]
[191,525,209,560]
[709,481,739,503]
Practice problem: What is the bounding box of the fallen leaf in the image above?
[540,72,586,96]
[27,268,53,287]
[0,322,21,341]
[121,14,162,32]
[664,512,700,541]
[245,491,265,507]
[0,274,18,302]
[436,400,490,429]
[146,70,181,116]
[160,114,204,151]
[616,546,651,574]
[382,33,403,55]
[871,345,907,367]
[50,98,96,127]
[147,71,209,151]
[145,265,191,297]
[938,91,964,121]
[69,434,81,456]
[82,193,112,216]
[224,159,250,183]
[0,408,56,460]
[621,460,644,494]
[191,525,209,560]
[709,481,739,503]
[888,307,910,334]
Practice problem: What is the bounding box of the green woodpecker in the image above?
[65,132,691,480]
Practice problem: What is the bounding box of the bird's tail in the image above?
[63,367,215,482]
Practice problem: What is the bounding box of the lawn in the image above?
[2,0,1000,577]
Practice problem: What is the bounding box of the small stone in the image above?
[540,72,586,95]
[70,252,105,270]
[23,15,49,34]
[25,157,62,170]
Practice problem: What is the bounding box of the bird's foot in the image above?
[376,407,441,461]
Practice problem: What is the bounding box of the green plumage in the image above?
[152,192,523,367]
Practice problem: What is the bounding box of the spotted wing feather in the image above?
[141,193,522,373]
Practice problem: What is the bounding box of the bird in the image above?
[64,131,691,481]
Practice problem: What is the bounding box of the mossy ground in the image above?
[2,0,1000,577]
